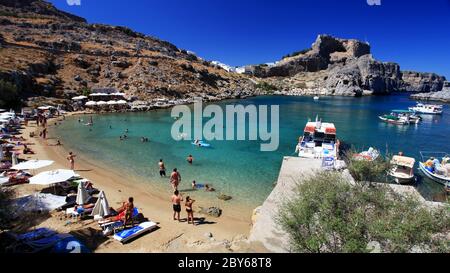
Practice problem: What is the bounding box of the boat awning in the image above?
[304,124,315,134]
[391,156,415,168]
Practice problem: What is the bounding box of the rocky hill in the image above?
[411,81,450,102]
[247,35,446,96]
[0,0,447,108]
[0,0,256,107]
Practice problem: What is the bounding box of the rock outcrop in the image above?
[400,71,446,92]
[249,35,446,96]
[411,81,450,102]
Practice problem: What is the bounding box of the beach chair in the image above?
[113,221,158,244]
[99,208,140,234]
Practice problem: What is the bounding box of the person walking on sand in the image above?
[42,128,47,139]
[170,168,181,191]
[67,152,76,170]
[185,196,195,225]
[171,190,183,221]
[159,159,166,177]
[187,155,194,165]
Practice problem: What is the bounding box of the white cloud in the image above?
[67,0,81,6]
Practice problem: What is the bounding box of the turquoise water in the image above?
[53,95,450,206]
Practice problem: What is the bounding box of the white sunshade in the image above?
[72,96,88,100]
[112,92,126,96]
[96,101,107,106]
[91,191,111,218]
[117,100,128,104]
[76,181,90,205]
[29,169,76,185]
[38,106,55,110]
[12,160,54,171]
[107,100,119,105]
[85,101,97,106]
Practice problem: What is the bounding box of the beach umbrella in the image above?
[96,101,107,106]
[85,101,97,107]
[107,100,118,105]
[76,181,90,205]
[12,160,54,171]
[117,100,127,104]
[29,169,76,186]
[12,152,18,166]
[90,191,111,218]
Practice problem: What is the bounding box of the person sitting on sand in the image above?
[187,155,194,165]
[102,197,134,224]
[205,184,215,192]
[185,196,195,225]
[171,190,183,221]
[23,144,34,155]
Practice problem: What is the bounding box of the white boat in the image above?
[418,152,450,186]
[389,155,416,184]
[313,96,320,101]
[295,118,338,160]
[409,103,443,115]
[353,147,380,161]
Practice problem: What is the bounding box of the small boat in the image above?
[389,155,416,184]
[192,141,211,148]
[418,152,450,186]
[313,96,320,101]
[379,110,421,125]
[409,103,443,115]
[296,118,338,159]
[353,147,380,161]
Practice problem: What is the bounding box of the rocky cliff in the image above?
[411,81,450,102]
[0,0,256,107]
[249,35,446,96]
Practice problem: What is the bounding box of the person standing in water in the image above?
[159,159,166,177]
[187,155,194,165]
[170,168,181,191]
[67,152,76,170]
[171,190,183,221]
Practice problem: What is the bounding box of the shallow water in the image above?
[52,95,450,206]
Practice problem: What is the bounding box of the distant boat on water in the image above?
[409,103,443,115]
[313,96,320,101]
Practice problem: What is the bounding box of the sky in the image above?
[50,0,450,78]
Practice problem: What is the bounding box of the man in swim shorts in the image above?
[171,190,183,221]
[170,168,181,191]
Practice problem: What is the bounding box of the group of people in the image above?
[171,190,195,225]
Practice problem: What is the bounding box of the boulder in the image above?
[199,207,223,218]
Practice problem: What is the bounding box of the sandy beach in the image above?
[12,115,268,253]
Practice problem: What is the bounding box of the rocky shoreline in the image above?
[411,81,450,103]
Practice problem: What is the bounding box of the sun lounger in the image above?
[113,221,157,244]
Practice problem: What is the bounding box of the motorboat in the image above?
[379,110,421,125]
[296,118,338,159]
[313,96,320,101]
[418,152,450,186]
[409,103,443,115]
[389,155,416,184]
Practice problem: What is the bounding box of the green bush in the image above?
[81,87,91,97]
[277,172,449,253]
[0,79,19,108]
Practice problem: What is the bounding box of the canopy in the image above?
[107,100,118,105]
[116,100,127,104]
[12,160,54,170]
[76,181,90,205]
[72,96,88,101]
[90,191,111,218]
[112,92,126,96]
[96,101,107,106]
[38,106,55,110]
[391,156,415,168]
[85,101,97,106]
[392,110,414,114]
[29,169,76,185]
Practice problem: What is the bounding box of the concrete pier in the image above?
[248,156,322,253]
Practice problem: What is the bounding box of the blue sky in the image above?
[50,0,450,78]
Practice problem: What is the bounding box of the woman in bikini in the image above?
[185,196,195,225]
[67,152,76,170]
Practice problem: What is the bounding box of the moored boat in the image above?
[409,103,443,115]
[353,147,380,161]
[379,110,421,125]
[389,155,416,184]
[418,152,450,186]
[379,114,409,125]
[295,118,338,160]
